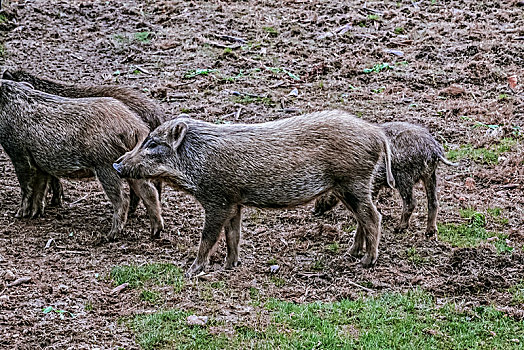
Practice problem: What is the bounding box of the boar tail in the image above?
[383,137,395,189]
[438,155,459,166]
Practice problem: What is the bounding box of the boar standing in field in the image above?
[314,122,457,240]
[0,79,163,241]
[1,68,165,213]
[113,111,395,277]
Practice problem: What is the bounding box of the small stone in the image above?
[486,236,499,242]
[4,270,15,281]
[187,315,208,326]
[270,265,280,273]
[57,284,69,294]
[510,338,520,343]
[288,88,299,96]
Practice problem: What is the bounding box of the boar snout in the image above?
[113,163,125,177]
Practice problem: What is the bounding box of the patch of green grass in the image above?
[498,94,509,100]
[371,86,386,93]
[134,31,152,43]
[0,43,6,57]
[110,263,184,292]
[265,66,300,81]
[233,95,275,106]
[84,301,93,311]
[183,68,219,79]
[0,14,7,24]
[263,26,278,36]
[394,26,405,34]
[438,209,513,253]
[270,276,286,287]
[406,246,429,265]
[509,281,524,304]
[311,259,325,271]
[363,63,393,74]
[127,290,524,350]
[327,242,340,254]
[140,289,161,304]
[446,138,517,165]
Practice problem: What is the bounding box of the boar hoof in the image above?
[185,262,205,278]
[425,228,437,238]
[359,254,377,268]
[225,260,241,270]
[348,245,363,257]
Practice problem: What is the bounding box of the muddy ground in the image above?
[0,0,523,348]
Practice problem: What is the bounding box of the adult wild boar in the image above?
[1,68,165,211]
[314,122,457,239]
[113,111,395,277]
[0,79,163,241]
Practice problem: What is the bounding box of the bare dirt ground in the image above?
[0,0,523,348]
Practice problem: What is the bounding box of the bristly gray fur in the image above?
[315,121,457,238]
[0,79,163,241]
[115,110,394,276]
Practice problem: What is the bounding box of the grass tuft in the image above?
[127,289,524,349]
[446,138,517,164]
[110,263,184,292]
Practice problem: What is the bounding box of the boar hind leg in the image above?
[339,191,382,267]
[96,166,129,242]
[348,224,366,257]
[186,205,234,278]
[49,176,64,207]
[395,183,417,233]
[128,179,164,239]
[224,205,242,269]
[422,171,438,238]
[313,193,339,215]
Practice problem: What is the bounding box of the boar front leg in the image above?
[12,159,47,218]
[224,205,242,269]
[95,166,129,242]
[186,204,234,278]
[128,179,164,239]
[395,182,417,233]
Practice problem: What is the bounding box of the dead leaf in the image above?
[508,75,518,89]
[439,84,466,96]
[7,276,31,287]
[465,177,476,191]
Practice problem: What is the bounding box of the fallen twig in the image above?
[111,282,129,295]
[347,280,375,293]
[7,277,31,287]
[69,194,89,208]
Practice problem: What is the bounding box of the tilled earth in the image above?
[0,0,523,348]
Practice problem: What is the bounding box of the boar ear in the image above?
[169,121,188,149]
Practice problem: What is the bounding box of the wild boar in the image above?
[1,68,165,212]
[113,111,395,277]
[314,121,457,239]
[0,79,163,241]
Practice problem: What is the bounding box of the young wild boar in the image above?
[0,79,164,242]
[314,122,457,239]
[113,111,395,277]
[1,69,165,211]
